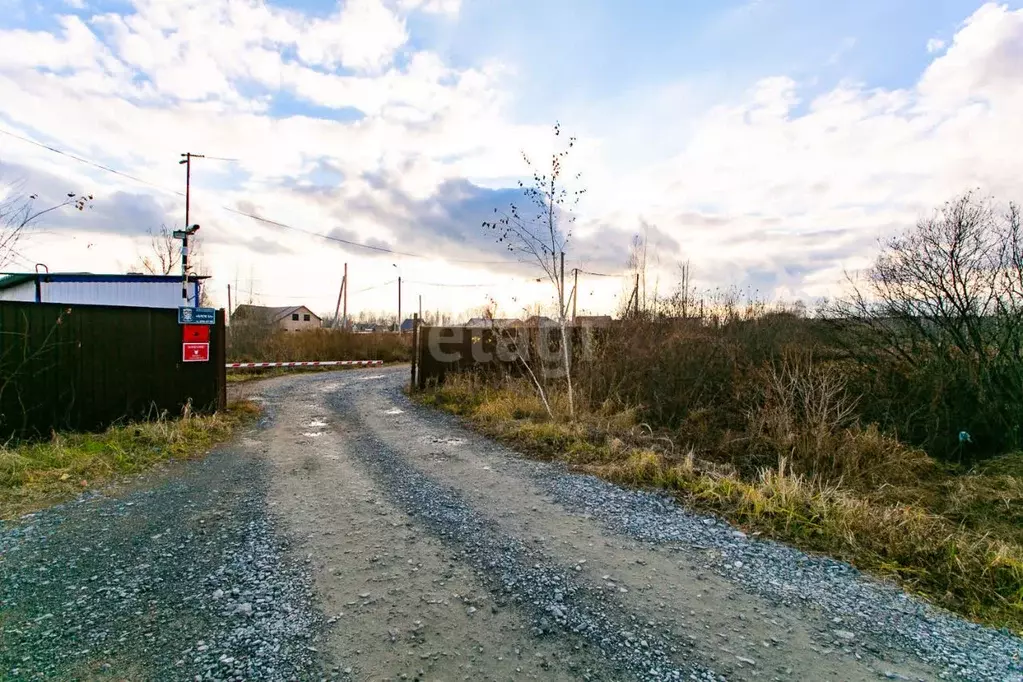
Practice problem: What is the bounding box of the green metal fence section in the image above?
[0,301,226,439]
[413,325,604,389]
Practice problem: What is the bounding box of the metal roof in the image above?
[0,272,210,290]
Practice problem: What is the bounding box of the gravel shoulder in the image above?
[332,367,1021,682]
[4,367,1022,681]
[0,421,320,680]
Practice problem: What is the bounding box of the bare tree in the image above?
[1,182,93,268]
[134,224,180,275]
[134,224,213,306]
[135,224,210,276]
[627,222,665,314]
[828,191,1023,457]
[483,122,585,418]
[660,259,699,319]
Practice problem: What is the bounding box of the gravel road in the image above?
[2,366,1021,681]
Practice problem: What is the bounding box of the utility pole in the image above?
[418,294,422,322]
[397,277,402,333]
[633,273,640,316]
[227,284,232,323]
[179,152,205,230]
[333,272,346,330]
[342,262,348,331]
[176,152,205,307]
[173,225,199,305]
[172,222,199,305]
[572,268,578,322]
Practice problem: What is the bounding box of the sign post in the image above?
[178,307,216,325]
[182,343,210,363]
[180,308,215,363]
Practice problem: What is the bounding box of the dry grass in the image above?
[0,400,260,519]
[416,372,1023,634]
[228,327,411,363]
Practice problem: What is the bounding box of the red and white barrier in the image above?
[226,360,384,369]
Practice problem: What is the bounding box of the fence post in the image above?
[216,309,227,410]
[411,313,419,390]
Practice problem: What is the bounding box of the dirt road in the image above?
[3,367,1021,681]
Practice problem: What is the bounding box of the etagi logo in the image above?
[421,325,599,379]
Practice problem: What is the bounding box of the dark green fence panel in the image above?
[0,302,225,439]
[415,325,605,389]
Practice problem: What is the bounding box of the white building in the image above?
[0,273,207,309]
[231,305,322,331]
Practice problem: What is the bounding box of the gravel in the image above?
[0,427,321,680]
[532,472,1023,682]
[5,366,1021,682]
[381,375,1023,682]
[328,389,723,682]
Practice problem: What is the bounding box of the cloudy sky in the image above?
[0,0,1021,320]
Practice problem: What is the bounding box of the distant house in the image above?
[232,304,321,331]
[0,272,206,309]
[463,317,522,329]
[400,318,417,332]
[524,315,557,327]
[574,315,613,328]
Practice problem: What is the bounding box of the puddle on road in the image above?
[308,419,328,428]
[358,374,386,381]
[302,432,324,438]
[384,408,404,415]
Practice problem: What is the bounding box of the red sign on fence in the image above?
[182,324,210,343]
[182,343,210,363]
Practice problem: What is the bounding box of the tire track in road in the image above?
[258,375,614,681]
[302,366,1019,682]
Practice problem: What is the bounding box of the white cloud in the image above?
[927,37,946,53]
[589,2,1023,301]
[296,0,409,72]
[0,1,1022,315]
[398,0,461,16]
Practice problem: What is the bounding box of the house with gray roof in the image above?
[231,304,322,331]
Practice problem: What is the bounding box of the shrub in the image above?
[228,326,411,363]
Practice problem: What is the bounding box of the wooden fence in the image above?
[0,301,226,440]
[412,323,603,389]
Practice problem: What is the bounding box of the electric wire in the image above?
[0,127,536,267]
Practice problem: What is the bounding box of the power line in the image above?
[5,249,34,269]
[0,128,185,196]
[352,279,396,294]
[233,289,321,301]
[215,205,423,258]
[577,269,629,278]
[0,127,535,267]
[231,277,396,300]
[403,280,497,288]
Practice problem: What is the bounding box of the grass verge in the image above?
[414,374,1023,635]
[0,400,261,520]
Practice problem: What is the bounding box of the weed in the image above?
[0,400,259,519]
[228,327,410,364]
[416,374,1023,634]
